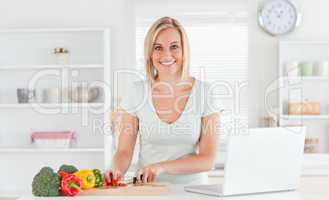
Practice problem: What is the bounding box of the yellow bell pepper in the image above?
[74,170,96,189]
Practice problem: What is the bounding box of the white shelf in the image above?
[0,103,104,108]
[280,40,329,45]
[0,147,104,153]
[282,115,329,120]
[303,153,329,162]
[0,64,104,70]
[282,76,329,81]
[0,27,109,33]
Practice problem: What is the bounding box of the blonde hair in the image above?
[144,16,190,82]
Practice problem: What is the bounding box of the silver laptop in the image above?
[184,127,306,197]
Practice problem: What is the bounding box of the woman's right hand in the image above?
[104,169,123,185]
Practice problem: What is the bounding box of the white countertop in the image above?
[14,176,329,200]
[14,186,301,200]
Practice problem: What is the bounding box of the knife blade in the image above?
[123,176,166,187]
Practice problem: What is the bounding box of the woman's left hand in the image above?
[137,163,165,183]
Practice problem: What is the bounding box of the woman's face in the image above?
[151,28,183,78]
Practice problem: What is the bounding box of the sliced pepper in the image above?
[105,172,127,187]
[109,172,118,187]
[92,169,104,188]
[74,170,96,190]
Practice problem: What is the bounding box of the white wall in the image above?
[0,0,135,69]
[248,0,329,127]
[1,0,328,136]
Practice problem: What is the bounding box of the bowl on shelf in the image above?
[70,86,100,103]
[31,130,75,148]
[42,88,61,103]
[285,61,299,77]
[61,88,72,103]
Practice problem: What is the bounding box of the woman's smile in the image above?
[159,59,176,67]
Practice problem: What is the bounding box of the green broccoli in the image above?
[58,164,78,174]
[32,167,60,196]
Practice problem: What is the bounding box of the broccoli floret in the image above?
[58,164,78,174]
[32,167,60,196]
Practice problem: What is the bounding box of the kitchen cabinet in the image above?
[278,41,329,169]
[0,28,113,192]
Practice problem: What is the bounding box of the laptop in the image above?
[184,127,306,197]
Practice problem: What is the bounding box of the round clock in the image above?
[258,0,301,36]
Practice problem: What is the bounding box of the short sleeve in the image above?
[202,81,222,117]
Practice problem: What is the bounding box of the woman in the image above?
[106,17,220,184]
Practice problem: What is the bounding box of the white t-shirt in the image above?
[120,78,220,184]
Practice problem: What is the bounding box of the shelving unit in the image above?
[0,28,113,193]
[0,64,104,70]
[282,76,329,81]
[279,40,329,169]
[282,115,329,120]
[0,147,104,153]
[0,103,104,108]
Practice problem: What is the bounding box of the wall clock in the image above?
[258,0,301,36]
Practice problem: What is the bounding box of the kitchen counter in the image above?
[13,176,329,200]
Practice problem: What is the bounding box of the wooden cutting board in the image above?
[78,183,170,196]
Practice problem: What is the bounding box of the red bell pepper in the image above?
[58,171,82,196]
[105,172,127,187]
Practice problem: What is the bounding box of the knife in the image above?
[123,176,141,185]
[124,176,166,187]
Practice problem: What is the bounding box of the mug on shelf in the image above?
[61,88,71,103]
[299,61,313,76]
[285,61,299,77]
[17,88,36,103]
[42,88,61,103]
[53,47,69,65]
[314,61,329,76]
[70,86,100,103]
